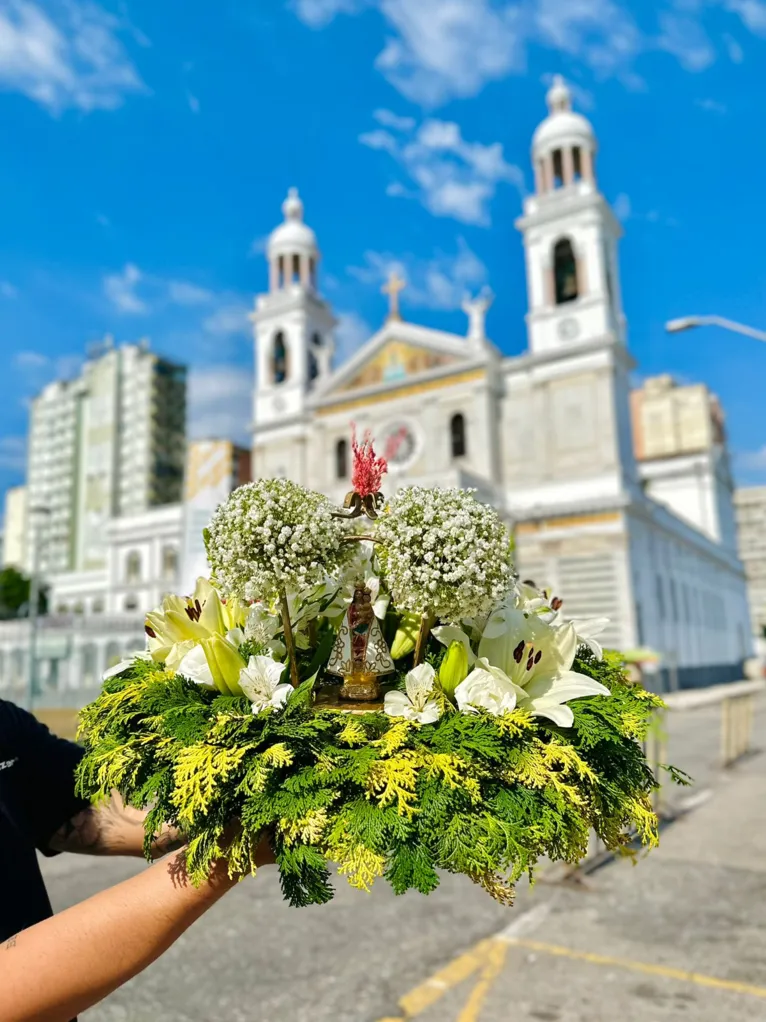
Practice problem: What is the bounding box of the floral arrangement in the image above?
[77,431,670,908]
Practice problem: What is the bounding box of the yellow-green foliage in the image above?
[76,650,668,909]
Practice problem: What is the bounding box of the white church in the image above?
[4,77,750,698]
[250,77,752,688]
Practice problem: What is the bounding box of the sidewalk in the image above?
[377,723,766,1022]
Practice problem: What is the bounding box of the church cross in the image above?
[381,270,406,322]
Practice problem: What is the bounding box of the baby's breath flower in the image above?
[205,479,347,602]
[376,487,513,622]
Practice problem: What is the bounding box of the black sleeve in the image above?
[0,700,91,855]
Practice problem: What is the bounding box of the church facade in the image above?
[251,78,752,689]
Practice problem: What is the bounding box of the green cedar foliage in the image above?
[76,650,669,908]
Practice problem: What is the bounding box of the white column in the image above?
[269,258,279,292]
[583,148,595,184]
[534,160,545,194]
[300,254,311,288]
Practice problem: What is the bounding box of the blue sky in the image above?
[1,0,766,507]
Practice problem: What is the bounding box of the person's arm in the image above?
[0,840,271,1022]
[49,790,184,859]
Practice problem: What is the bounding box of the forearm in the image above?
[50,791,184,859]
[0,849,239,1022]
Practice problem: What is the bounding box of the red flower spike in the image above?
[350,423,388,498]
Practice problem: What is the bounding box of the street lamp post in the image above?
[26,505,51,711]
[666,315,766,344]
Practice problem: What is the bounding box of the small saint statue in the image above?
[462,288,494,344]
[327,583,395,701]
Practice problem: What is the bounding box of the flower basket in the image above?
[76,431,669,908]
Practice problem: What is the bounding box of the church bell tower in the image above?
[517,76,626,357]
[251,188,336,431]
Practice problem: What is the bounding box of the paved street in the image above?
[41,696,766,1022]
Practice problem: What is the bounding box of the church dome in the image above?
[268,188,317,257]
[532,77,595,158]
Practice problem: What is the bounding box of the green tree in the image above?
[0,566,47,619]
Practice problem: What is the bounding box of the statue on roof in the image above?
[462,288,494,343]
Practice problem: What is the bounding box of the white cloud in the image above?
[360,113,524,226]
[696,97,728,113]
[104,265,223,315]
[167,280,213,305]
[202,303,250,336]
[0,0,146,115]
[374,0,524,106]
[187,91,199,113]
[335,310,371,362]
[613,192,632,221]
[0,435,26,471]
[188,365,252,444]
[294,0,766,103]
[292,0,365,28]
[95,212,110,228]
[725,0,766,35]
[373,107,415,131]
[349,237,488,312]
[657,12,715,72]
[104,262,147,314]
[0,279,17,298]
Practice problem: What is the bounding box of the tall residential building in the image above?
[631,375,738,550]
[2,485,28,570]
[27,339,186,576]
[734,487,766,637]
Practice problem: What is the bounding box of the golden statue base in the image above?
[340,672,381,702]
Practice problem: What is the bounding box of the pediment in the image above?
[337,338,463,393]
[314,319,487,404]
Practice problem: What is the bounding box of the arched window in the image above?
[273,331,288,384]
[553,238,578,304]
[126,551,141,584]
[309,257,316,288]
[450,413,467,459]
[92,598,104,614]
[552,148,564,188]
[336,438,348,480]
[277,255,285,288]
[292,254,300,282]
[572,146,582,181]
[124,595,138,611]
[162,546,178,582]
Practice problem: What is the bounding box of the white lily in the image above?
[245,603,287,657]
[176,644,216,689]
[479,611,609,726]
[570,618,610,661]
[238,655,292,714]
[384,663,442,724]
[102,651,150,682]
[144,577,247,669]
[454,659,526,716]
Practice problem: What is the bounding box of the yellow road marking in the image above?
[456,939,509,1022]
[504,937,766,1000]
[375,930,766,1022]
[398,937,494,1017]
